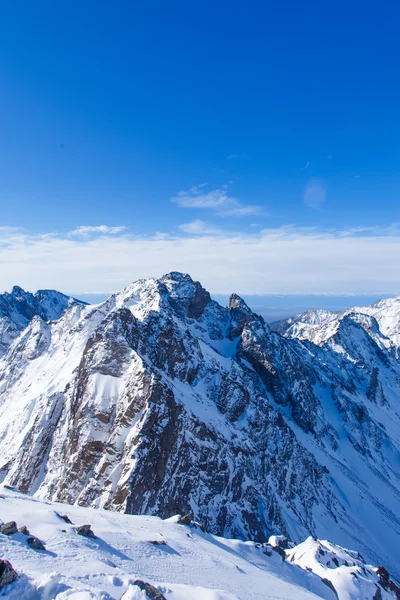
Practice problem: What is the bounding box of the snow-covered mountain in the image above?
[0,486,399,599]
[0,286,85,357]
[271,296,400,349]
[0,273,400,586]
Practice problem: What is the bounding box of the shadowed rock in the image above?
[55,512,73,524]
[132,580,167,600]
[0,559,18,590]
[27,536,46,550]
[376,566,400,599]
[18,525,30,535]
[177,514,192,526]
[0,521,17,535]
[76,524,96,538]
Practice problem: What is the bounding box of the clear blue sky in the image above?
[1,0,400,297]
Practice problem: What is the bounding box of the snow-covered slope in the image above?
[0,286,85,357]
[0,273,400,583]
[272,296,400,350]
[0,487,398,600]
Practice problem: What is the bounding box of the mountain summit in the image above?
[0,273,399,580]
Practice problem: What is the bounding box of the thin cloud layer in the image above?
[171,185,262,216]
[178,220,222,235]
[69,225,126,236]
[1,226,400,296]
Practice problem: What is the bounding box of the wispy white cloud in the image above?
[172,187,227,209]
[225,206,261,217]
[178,220,222,235]
[69,225,126,237]
[1,225,400,295]
[338,224,400,237]
[171,185,262,217]
[304,179,326,209]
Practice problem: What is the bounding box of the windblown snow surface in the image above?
[0,487,395,600]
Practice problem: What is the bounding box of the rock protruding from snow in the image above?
[27,536,46,550]
[0,559,18,590]
[18,525,29,535]
[177,514,192,526]
[0,520,17,535]
[130,580,167,599]
[54,512,73,524]
[76,524,96,538]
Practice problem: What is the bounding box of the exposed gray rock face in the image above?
[0,559,18,590]
[0,521,17,535]
[0,273,400,580]
[27,536,46,550]
[130,580,167,600]
[55,512,73,524]
[18,525,29,535]
[76,524,96,538]
[177,515,192,526]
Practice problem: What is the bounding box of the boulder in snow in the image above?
[18,525,29,535]
[55,511,73,524]
[149,540,166,545]
[27,536,46,550]
[76,524,96,538]
[0,521,17,535]
[268,535,289,549]
[131,580,167,600]
[177,514,192,526]
[0,559,18,590]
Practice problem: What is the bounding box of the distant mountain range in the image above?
[0,273,399,584]
[0,285,85,356]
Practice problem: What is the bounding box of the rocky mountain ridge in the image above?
[0,285,85,357]
[0,273,399,581]
[271,296,400,350]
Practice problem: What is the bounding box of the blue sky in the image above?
[1,0,400,299]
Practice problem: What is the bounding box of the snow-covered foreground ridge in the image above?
[1,273,400,581]
[0,487,399,600]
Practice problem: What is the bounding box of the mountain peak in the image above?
[228,293,256,339]
[229,293,251,312]
[160,272,196,297]
[11,285,28,296]
[160,272,211,318]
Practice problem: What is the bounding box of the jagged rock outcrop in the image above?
[0,272,400,581]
